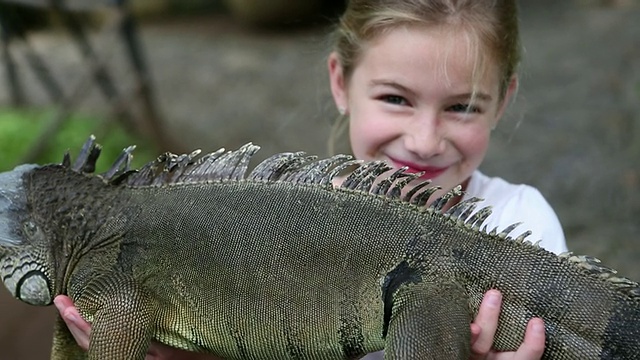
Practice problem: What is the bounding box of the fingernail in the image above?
[487,290,501,307]
[67,314,78,323]
[532,320,545,333]
[63,311,79,325]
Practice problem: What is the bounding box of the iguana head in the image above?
[0,164,55,306]
[0,137,138,307]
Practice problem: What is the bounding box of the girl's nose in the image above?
[404,116,446,159]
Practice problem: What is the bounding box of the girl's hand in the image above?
[53,295,223,360]
[470,290,546,360]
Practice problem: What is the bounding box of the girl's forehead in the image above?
[358,25,500,92]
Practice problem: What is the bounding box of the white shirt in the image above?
[361,171,568,360]
[462,170,567,255]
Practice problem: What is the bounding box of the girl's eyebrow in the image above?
[369,79,417,97]
[450,92,493,102]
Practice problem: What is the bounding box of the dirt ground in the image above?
[0,1,639,358]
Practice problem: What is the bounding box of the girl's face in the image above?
[329,25,517,197]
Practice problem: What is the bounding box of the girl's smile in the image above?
[386,156,449,180]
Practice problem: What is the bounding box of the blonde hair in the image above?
[328,0,521,154]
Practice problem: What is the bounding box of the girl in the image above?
[55,0,567,358]
[329,1,565,358]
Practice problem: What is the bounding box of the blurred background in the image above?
[0,0,638,357]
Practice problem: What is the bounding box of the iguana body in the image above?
[0,137,638,359]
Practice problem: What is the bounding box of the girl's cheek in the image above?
[349,119,396,159]
[364,121,399,145]
[453,126,491,155]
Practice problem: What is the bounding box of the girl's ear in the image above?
[495,75,519,121]
[328,52,349,114]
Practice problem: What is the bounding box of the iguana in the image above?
[0,136,638,360]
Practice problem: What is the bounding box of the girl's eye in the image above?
[448,103,481,113]
[381,95,409,106]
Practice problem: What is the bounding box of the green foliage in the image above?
[0,108,157,173]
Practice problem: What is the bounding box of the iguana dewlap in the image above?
[0,136,638,360]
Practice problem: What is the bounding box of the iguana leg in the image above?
[51,314,87,360]
[383,280,472,360]
[72,273,157,360]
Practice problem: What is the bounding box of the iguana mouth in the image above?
[0,195,16,246]
[0,164,37,247]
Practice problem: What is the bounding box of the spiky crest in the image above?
[62,136,640,299]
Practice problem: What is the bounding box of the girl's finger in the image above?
[53,295,91,350]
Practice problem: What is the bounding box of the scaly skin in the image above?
[1,137,639,359]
